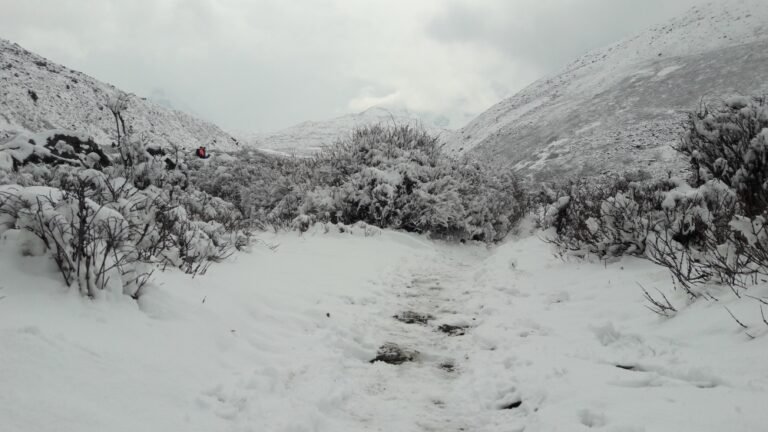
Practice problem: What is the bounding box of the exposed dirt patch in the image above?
[437,324,469,336]
[615,364,641,371]
[393,311,435,325]
[500,400,522,410]
[438,361,456,373]
[370,343,418,365]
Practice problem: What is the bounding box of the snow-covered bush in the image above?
[189,148,302,227]
[636,96,768,296]
[539,151,754,298]
[289,125,528,241]
[539,173,647,256]
[544,95,768,265]
[641,180,740,297]
[0,94,250,297]
[0,174,144,298]
[189,124,528,242]
[454,161,528,242]
[680,96,768,216]
[539,171,736,262]
[0,162,246,297]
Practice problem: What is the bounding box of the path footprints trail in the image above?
[369,268,470,429]
[192,249,502,432]
[363,252,529,432]
[192,238,758,432]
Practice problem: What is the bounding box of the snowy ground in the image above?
[1,226,767,431]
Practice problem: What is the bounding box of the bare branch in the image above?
[724,306,755,339]
[639,283,677,317]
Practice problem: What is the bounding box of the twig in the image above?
[745,294,768,305]
[724,306,755,339]
[639,283,677,317]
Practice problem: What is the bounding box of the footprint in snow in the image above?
[579,409,608,428]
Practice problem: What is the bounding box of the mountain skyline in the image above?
[0,0,713,133]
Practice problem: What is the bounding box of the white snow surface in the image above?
[241,106,454,156]
[450,0,768,180]
[0,38,241,151]
[1,226,767,431]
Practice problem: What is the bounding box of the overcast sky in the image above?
[0,0,711,133]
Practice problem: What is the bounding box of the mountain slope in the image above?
[0,38,240,151]
[243,106,454,155]
[450,0,768,180]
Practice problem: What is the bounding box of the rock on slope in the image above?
[0,38,240,151]
[243,106,454,156]
[450,0,768,181]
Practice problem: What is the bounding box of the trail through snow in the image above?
[2,228,768,431]
[190,239,501,431]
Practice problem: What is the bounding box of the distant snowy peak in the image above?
[0,38,240,151]
[451,0,768,180]
[244,106,454,155]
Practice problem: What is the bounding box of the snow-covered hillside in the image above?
[450,0,768,180]
[243,106,454,156]
[2,226,766,431]
[0,38,241,151]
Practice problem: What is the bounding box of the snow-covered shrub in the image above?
[0,174,143,298]
[725,215,768,282]
[454,161,528,242]
[398,175,466,238]
[286,125,528,241]
[680,96,768,216]
[539,173,638,255]
[642,180,740,297]
[188,125,528,242]
[537,94,768,302]
[540,171,737,262]
[0,160,249,297]
[540,168,755,297]
[189,148,302,227]
[0,102,249,296]
[634,96,768,295]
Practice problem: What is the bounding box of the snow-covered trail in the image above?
[2,228,768,432]
[189,236,507,431]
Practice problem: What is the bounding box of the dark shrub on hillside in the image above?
[0,131,111,171]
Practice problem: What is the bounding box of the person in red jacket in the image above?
[195,146,210,159]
